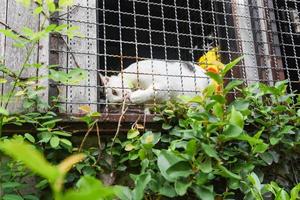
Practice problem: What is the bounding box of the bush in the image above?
[0,1,299,200]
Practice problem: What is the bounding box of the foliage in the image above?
[0,138,117,200]
[0,1,299,200]
[0,0,103,199]
[106,58,299,199]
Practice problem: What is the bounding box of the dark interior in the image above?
[97,0,218,74]
[273,0,300,93]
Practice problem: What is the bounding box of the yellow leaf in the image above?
[145,134,154,144]
[212,81,222,93]
[197,47,223,70]
[135,124,144,130]
[79,105,92,113]
[25,81,36,85]
[58,154,85,174]
[206,66,220,74]
[125,144,135,151]
[15,90,26,96]
[0,78,7,84]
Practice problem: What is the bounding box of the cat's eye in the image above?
[112,90,117,96]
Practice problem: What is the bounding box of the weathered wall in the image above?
[0,1,48,113]
[57,0,98,114]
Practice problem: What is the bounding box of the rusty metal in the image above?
[2,114,161,136]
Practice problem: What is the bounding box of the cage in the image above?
[49,0,300,117]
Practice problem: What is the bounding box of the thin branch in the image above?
[0,20,30,40]
[34,2,50,19]
[131,115,141,129]
[56,4,80,18]
[1,18,80,70]
[78,122,96,152]
[94,121,103,166]
[110,99,128,154]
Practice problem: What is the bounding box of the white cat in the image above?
[100,60,210,104]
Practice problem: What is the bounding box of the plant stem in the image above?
[4,42,37,109]
[0,116,3,137]
[110,99,128,154]
[79,123,96,152]
[4,15,48,109]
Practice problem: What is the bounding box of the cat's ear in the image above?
[99,73,109,85]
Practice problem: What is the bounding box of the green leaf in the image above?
[253,143,269,154]
[24,133,35,143]
[138,149,146,160]
[0,78,7,83]
[229,106,244,128]
[237,134,262,145]
[206,72,222,84]
[0,139,60,182]
[0,29,20,40]
[49,68,87,85]
[54,24,68,32]
[62,176,116,200]
[132,173,151,200]
[53,131,72,137]
[115,186,132,200]
[162,123,172,130]
[231,100,249,111]
[185,139,197,158]
[222,56,244,76]
[158,183,177,198]
[23,195,39,200]
[175,179,192,196]
[201,143,220,160]
[224,80,243,93]
[157,150,183,182]
[47,1,56,13]
[39,132,52,143]
[259,152,273,165]
[34,6,43,14]
[50,136,60,148]
[192,185,214,200]
[2,194,24,200]
[211,95,226,104]
[42,118,62,127]
[270,137,281,145]
[275,190,290,200]
[248,172,262,193]
[125,143,135,152]
[166,161,193,179]
[141,131,161,146]
[217,165,241,180]
[2,182,22,189]
[60,139,72,148]
[199,157,212,173]
[0,106,9,116]
[59,0,74,7]
[220,124,243,141]
[213,103,223,118]
[127,129,140,139]
[290,184,300,200]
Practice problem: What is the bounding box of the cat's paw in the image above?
[130,90,147,104]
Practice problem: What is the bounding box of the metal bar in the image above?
[49,0,300,117]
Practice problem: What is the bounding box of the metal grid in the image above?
[50,0,300,115]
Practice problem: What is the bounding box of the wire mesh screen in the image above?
[50,0,300,115]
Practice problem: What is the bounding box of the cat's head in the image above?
[100,74,132,103]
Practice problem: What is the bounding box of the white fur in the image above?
[100,60,210,104]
